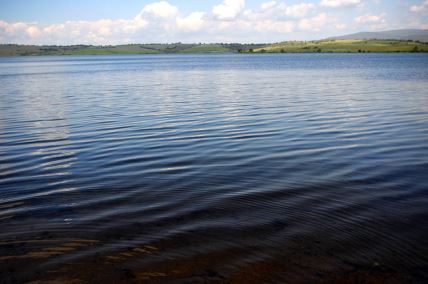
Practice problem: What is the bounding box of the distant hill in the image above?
[0,43,265,56]
[2,39,428,56]
[251,39,428,53]
[328,29,428,42]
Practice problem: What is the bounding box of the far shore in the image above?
[1,39,428,56]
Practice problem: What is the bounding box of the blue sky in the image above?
[0,0,427,44]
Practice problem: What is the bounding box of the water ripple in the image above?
[1,54,428,282]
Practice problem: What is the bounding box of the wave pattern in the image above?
[1,54,428,283]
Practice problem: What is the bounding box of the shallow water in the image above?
[0,53,428,283]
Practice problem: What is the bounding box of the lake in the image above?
[0,54,427,283]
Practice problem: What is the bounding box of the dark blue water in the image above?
[0,54,428,283]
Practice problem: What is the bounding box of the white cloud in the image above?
[138,1,179,19]
[284,3,315,18]
[0,0,300,44]
[176,12,206,32]
[212,0,246,20]
[320,0,362,8]
[0,0,389,44]
[0,21,28,34]
[335,23,347,29]
[410,0,428,13]
[251,20,295,33]
[244,2,315,20]
[0,17,151,44]
[25,26,41,38]
[43,23,65,34]
[299,13,328,30]
[355,12,386,23]
[261,1,277,10]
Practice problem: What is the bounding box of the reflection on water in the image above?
[0,54,428,283]
[20,78,75,172]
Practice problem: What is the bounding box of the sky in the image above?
[0,0,427,44]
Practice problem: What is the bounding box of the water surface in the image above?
[0,54,428,283]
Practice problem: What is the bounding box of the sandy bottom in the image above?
[0,237,412,284]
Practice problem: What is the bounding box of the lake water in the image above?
[0,54,428,283]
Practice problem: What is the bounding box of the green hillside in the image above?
[251,39,428,53]
[0,43,264,56]
[1,40,428,56]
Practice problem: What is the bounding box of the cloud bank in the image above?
[410,0,428,13]
[320,0,361,8]
[0,0,423,44]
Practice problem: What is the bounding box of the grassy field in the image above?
[252,39,428,53]
[1,40,428,55]
[0,43,264,56]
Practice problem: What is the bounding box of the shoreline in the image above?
[0,236,418,283]
[1,51,428,57]
[1,39,428,56]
